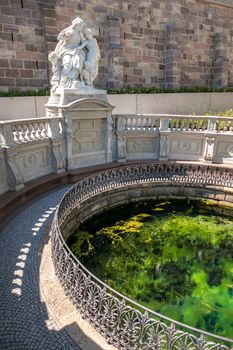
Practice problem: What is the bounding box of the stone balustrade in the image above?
[11,120,49,144]
[0,116,64,193]
[0,117,63,146]
[114,114,233,133]
[0,113,233,195]
[118,115,160,132]
[113,114,233,163]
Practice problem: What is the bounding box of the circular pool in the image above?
[69,199,233,339]
[51,162,233,350]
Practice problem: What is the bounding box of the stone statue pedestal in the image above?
[46,93,114,170]
[47,86,108,106]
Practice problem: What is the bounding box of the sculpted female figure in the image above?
[49,17,86,91]
[49,17,101,92]
[77,28,101,85]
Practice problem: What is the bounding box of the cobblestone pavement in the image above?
[0,186,80,350]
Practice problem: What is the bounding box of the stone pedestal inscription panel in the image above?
[72,119,105,155]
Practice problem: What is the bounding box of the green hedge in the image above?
[0,88,50,97]
[107,86,233,94]
[1,86,233,97]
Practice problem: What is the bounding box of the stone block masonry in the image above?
[0,0,233,91]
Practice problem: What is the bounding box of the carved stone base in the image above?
[46,96,114,170]
[47,87,107,106]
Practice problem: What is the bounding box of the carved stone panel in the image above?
[127,138,156,153]
[16,144,52,182]
[126,137,159,160]
[72,119,105,155]
[169,137,204,160]
[214,140,233,163]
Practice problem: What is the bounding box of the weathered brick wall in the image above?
[0,0,233,91]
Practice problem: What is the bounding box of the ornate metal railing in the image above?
[51,163,233,350]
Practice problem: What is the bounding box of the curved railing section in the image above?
[51,163,233,350]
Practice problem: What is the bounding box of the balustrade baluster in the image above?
[33,123,39,139]
[190,120,195,131]
[29,123,35,140]
[147,117,152,131]
[178,119,182,130]
[180,119,184,130]
[230,121,233,132]
[38,122,44,139]
[177,119,180,130]
[152,117,156,131]
[45,122,49,137]
[223,121,227,132]
[126,117,131,131]
[27,124,33,140]
[23,123,30,142]
[137,117,141,131]
[173,119,177,131]
[41,122,47,138]
[12,125,20,143]
[143,117,147,131]
[202,120,205,131]
[17,125,25,143]
[180,119,185,131]
[13,125,18,143]
[132,117,136,131]
[21,124,27,143]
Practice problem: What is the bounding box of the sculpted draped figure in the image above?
[48,17,100,93]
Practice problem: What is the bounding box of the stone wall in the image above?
[0,0,233,91]
[1,92,233,120]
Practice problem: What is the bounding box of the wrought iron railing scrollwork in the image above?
[51,162,233,350]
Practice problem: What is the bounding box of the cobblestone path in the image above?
[0,186,80,350]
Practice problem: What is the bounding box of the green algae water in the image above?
[68,200,233,338]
